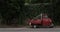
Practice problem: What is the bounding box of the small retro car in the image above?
[28,14,54,28]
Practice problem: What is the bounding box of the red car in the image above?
[28,14,54,28]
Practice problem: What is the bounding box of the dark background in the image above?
[0,0,59,27]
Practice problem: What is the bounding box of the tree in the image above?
[0,0,25,25]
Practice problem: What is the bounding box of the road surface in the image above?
[0,28,60,32]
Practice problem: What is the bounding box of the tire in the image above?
[31,24,37,28]
[32,25,40,28]
[33,25,37,28]
[49,23,54,28]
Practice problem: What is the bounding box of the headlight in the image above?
[29,23,31,26]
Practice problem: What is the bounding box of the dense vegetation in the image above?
[0,0,60,26]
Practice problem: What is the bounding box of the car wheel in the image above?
[33,25,37,28]
[49,23,54,28]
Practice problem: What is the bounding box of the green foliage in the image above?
[0,0,25,25]
[0,0,60,25]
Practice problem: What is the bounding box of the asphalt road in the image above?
[0,28,60,32]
